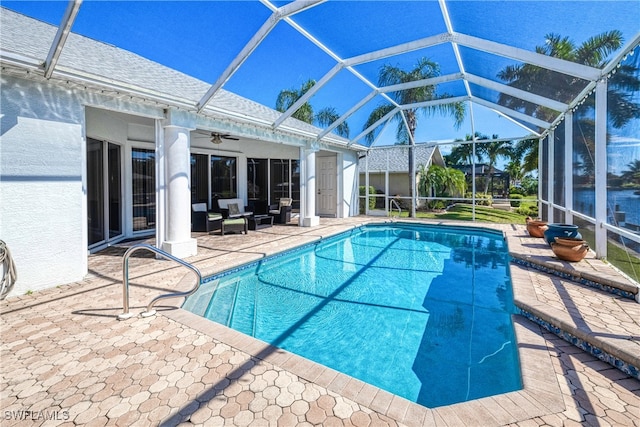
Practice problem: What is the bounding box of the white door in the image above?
[317,156,337,217]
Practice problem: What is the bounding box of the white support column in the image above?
[301,147,319,227]
[564,112,573,224]
[161,110,197,258]
[538,137,543,219]
[384,151,389,214]
[365,154,370,215]
[594,79,608,258]
[155,121,166,250]
[547,130,555,222]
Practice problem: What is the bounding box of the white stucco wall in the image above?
[361,172,412,197]
[341,150,358,217]
[1,75,87,297]
[0,72,362,298]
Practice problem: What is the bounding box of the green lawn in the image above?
[390,204,529,224]
[573,226,640,283]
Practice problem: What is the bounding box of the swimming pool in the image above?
[183,223,522,408]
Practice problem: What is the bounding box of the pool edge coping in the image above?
[164,221,567,426]
[162,305,565,426]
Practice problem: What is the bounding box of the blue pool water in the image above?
[183,223,522,408]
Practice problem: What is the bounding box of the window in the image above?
[247,158,268,201]
[132,148,155,232]
[211,155,237,201]
[191,153,208,204]
[270,159,300,209]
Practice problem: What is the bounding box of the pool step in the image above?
[510,252,639,301]
[204,279,240,327]
[227,283,256,336]
[509,255,640,380]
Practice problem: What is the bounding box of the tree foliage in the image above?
[276,79,350,138]
[362,58,466,216]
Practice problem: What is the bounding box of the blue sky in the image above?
[3,0,639,148]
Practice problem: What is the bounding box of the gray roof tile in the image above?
[0,8,344,141]
[359,145,438,172]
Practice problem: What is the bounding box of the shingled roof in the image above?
[358,145,443,173]
[0,8,351,147]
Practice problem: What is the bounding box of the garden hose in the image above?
[0,240,17,299]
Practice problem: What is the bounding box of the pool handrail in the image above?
[118,243,202,320]
[390,199,402,219]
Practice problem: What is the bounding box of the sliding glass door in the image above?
[270,159,300,209]
[131,148,156,232]
[248,158,268,202]
[87,138,122,247]
[211,155,237,200]
[190,153,238,209]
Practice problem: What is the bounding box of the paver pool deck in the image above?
[1,217,639,426]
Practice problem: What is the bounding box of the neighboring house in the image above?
[358,145,445,202]
[450,164,510,197]
[0,8,363,297]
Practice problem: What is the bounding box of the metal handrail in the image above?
[118,244,202,320]
[390,199,402,219]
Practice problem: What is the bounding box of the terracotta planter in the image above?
[526,219,548,238]
[543,223,582,245]
[551,242,589,262]
[554,237,587,247]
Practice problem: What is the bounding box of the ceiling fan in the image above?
[210,132,239,144]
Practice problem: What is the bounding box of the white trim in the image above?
[454,32,602,81]
[44,0,82,79]
[547,132,554,222]
[564,112,573,224]
[594,79,608,257]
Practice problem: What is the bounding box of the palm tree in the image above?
[422,164,445,197]
[419,164,466,209]
[276,79,350,138]
[513,138,538,174]
[505,159,525,188]
[417,164,433,197]
[498,31,640,184]
[446,140,481,166]
[477,136,513,194]
[363,57,466,216]
[621,159,640,186]
[441,166,467,198]
[497,31,631,121]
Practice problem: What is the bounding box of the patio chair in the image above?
[191,203,222,233]
[217,198,253,219]
[269,198,292,224]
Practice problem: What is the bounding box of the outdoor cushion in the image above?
[221,217,248,235]
[228,203,240,216]
[224,218,245,225]
[217,198,253,218]
[192,203,207,212]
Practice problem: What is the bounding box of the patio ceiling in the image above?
[8,0,640,147]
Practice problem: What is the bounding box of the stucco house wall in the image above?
[358,145,445,200]
[1,74,88,295]
[0,8,362,297]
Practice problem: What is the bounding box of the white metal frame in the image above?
[30,0,640,264]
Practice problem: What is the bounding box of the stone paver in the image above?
[1,217,638,426]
